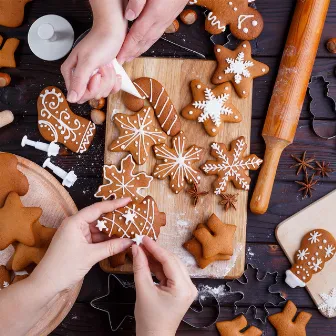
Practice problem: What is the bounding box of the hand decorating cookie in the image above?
[0,35,20,68]
[123,77,181,136]
[109,107,166,165]
[189,0,264,40]
[182,80,242,137]
[201,136,263,194]
[95,154,153,202]
[153,131,204,194]
[212,42,269,98]
[96,196,166,243]
[0,153,29,207]
[37,87,96,154]
[0,0,31,28]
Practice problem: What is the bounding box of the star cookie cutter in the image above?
[227,264,286,324]
[91,273,221,332]
[308,75,336,140]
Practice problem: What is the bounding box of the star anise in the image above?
[186,183,209,206]
[295,173,318,198]
[219,193,238,211]
[290,151,315,175]
[314,161,334,178]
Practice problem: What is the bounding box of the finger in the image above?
[67,56,98,103]
[100,66,116,98]
[75,198,131,223]
[91,232,110,243]
[110,75,122,95]
[90,238,133,263]
[78,74,102,104]
[132,244,155,290]
[125,0,147,21]
[61,53,77,92]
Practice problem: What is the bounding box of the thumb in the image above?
[89,238,133,264]
[125,0,147,21]
[132,245,154,290]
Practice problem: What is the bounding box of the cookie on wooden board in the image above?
[37,87,96,154]
[188,0,264,40]
[0,0,31,28]
[212,42,269,99]
[182,80,242,137]
[123,77,181,136]
[0,35,20,68]
[0,153,29,207]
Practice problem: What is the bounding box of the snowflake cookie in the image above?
[201,136,263,194]
[181,80,242,137]
[95,154,153,202]
[153,131,204,194]
[188,0,264,40]
[109,107,166,165]
[319,288,336,318]
[285,229,336,288]
[212,42,269,98]
[38,87,96,154]
[97,196,166,241]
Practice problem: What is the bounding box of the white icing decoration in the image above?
[207,12,226,32]
[325,245,335,258]
[309,258,323,272]
[237,15,254,30]
[132,234,145,246]
[123,209,137,225]
[252,20,258,26]
[308,231,322,244]
[297,248,309,261]
[192,87,235,127]
[243,28,249,33]
[318,288,336,318]
[225,52,254,84]
[96,220,108,232]
[285,270,306,288]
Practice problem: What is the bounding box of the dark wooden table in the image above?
[1,0,336,334]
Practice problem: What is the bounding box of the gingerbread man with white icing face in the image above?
[189,0,264,40]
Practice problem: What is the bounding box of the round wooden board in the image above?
[0,154,82,335]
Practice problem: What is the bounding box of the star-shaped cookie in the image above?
[0,192,42,250]
[109,107,166,165]
[95,154,153,203]
[182,80,242,137]
[0,153,29,207]
[212,42,269,98]
[153,131,204,194]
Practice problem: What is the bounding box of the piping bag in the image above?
[73,29,142,99]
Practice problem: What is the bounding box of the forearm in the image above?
[0,274,59,335]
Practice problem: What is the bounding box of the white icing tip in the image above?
[285,270,306,288]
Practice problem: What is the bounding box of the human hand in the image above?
[132,236,198,336]
[30,198,133,294]
[118,0,189,64]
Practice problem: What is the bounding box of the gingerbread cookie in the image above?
[0,192,42,250]
[268,301,312,336]
[110,107,166,165]
[96,196,166,241]
[285,229,336,289]
[153,131,204,194]
[123,77,181,136]
[201,137,263,195]
[189,0,264,39]
[183,223,230,269]
[0,35,19,68]
[216,315,262,336]
[0,266,10,290]
[212,42,269,98]
[9,221,56,272]
[193,214,236,259]
[182,80,242,137]
[0,0,31,28]
[108,247,132,268]
[37,87,96,154]
[95,154,153,202]
[0,153,29,207]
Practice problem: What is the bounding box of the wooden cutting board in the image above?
[102,57,253,279]
[276,189,336,318]
[0,154,82,335]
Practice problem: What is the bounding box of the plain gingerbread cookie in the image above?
[0,0,31,28]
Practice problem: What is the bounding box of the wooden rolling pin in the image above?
[250,0,330,215]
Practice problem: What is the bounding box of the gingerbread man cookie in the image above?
[110,107,166,165]
[212,42,269,98]
[182,80,242,137]
[0,0,31,28]
[95,154,153,202]
[123,77,181,136]
[37,87,96,154]
[201,137,263,194]
[0,192,42,250]
[216,315,262,336]
[0,153,29,207]
[153,131,204,194]
[96,196,166,242]
[0,35,19,68]
[0,266,10,290]
[189,0,264,39]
